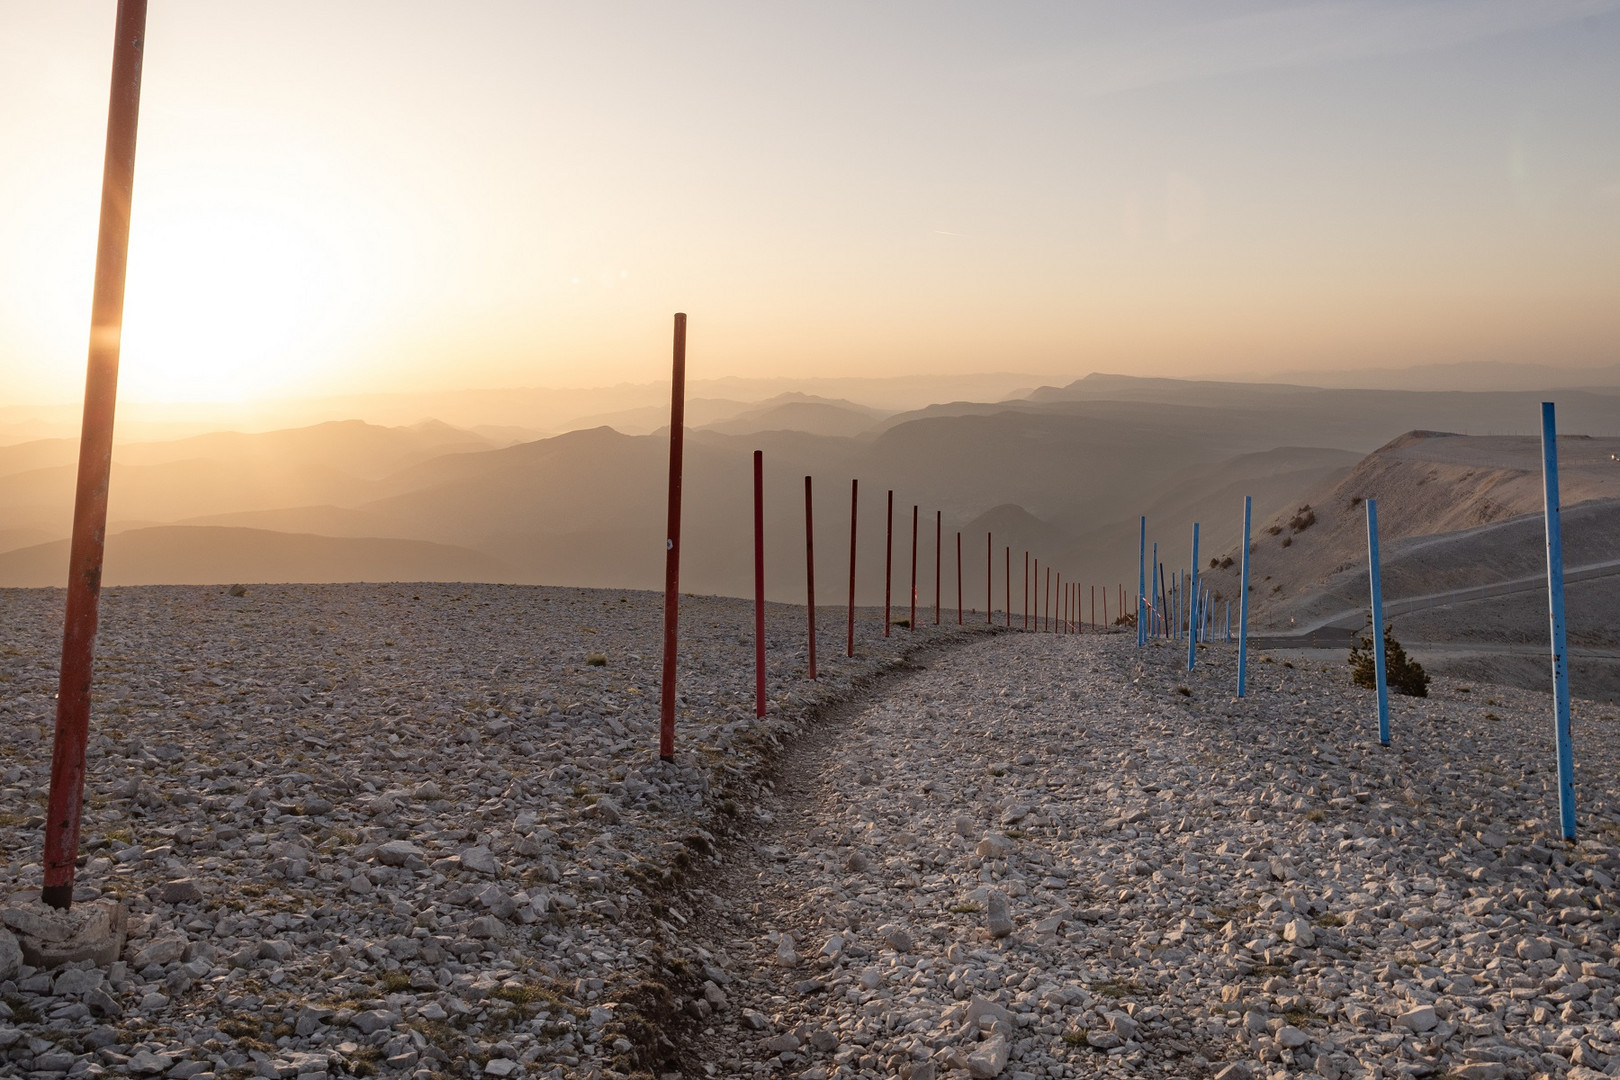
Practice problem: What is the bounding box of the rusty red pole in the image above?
[883,490,893,637]
[955,531,962,625]
[658,314,688,764]
[1091,585,1096,632]
[1004,547,1011,628]
[43,0,149,912]
[1044,565,1051,633]
[753,450,766,718]
[847,479,858,657]
[1103,587,1109,630]
[1057,573,1063,634]
[804,476,816,680]
[909,504,918,631]
[934,510,941,625]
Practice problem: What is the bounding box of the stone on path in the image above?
[985,889,1013,937]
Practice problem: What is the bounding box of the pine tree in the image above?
[1349,623,1429,698]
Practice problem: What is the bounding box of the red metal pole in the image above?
[1056,573,1063,634]
[753,450,766,718]
[934,510,941,625]
[847,479,858,657]
[1044,566,1051,632]
[884,490,893,637]
[1091,585,1096,632]
[805,476,816,680]
[658,314,688,764]
[909,504,918,631]
[955,531,962,625]
[43,0,148,912]
[1023,551,1029,629]
[1004,546,1011,628]
[1103,587,1109,630]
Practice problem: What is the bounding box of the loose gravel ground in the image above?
[4,586,1619,1080]
[0,583,976,1079]
[670,634,1620,1080]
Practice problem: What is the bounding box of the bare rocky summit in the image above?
[0,583,966,1078]
[2,583,1618,1080]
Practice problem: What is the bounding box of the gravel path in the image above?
[4,586,1619,1080]
[0,583,979,1079]
[667,633,1620,1080]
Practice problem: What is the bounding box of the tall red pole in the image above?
[955,531,962,625]
[1103,587,1109,630]
[883,490,893,637]
[1044,566,1051,633]
[934,510,941,625]
[1091,585,1096,632]
[1056,573,1063,634]
[43,0,149,912]
[909,504,918,631]
[753,450,766,719]
[1004,547,1011,628]
[658,314,688,764]
[804,476,816,680]
[846,479,858,657]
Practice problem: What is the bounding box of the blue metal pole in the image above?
[1225,600,1230,643]
[1541,401,1577,840]
[1188,525,1199,671]
[1238,495,1251,697]
[1367,498,1390,746]
[1137,516,1147,647]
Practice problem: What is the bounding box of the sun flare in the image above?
[118,201,347,403]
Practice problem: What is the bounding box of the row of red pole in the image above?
[37,5,1136,911]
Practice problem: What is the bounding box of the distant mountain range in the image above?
[3,375,1619,613]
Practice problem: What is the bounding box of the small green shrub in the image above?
[1288,505,1317,533]
[1349,624,1429,698]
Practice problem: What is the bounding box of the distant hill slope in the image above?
[0,526,516,587]
[1197,431,1620,631]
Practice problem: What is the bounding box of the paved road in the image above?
[1246,557,1620,651]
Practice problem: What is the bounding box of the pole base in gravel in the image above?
[1,898,127,970]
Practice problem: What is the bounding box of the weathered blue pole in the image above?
[1225,600,1230,643]
[1188,525,1200,671]
[1238,495,1251,697]
[1540,401,1576,840]
[1137,516,1147,647]
[1367,498,1391,747]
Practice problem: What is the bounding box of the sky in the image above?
[1,0,1617,407]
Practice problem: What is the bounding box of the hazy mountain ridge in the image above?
[6,376,1620,607]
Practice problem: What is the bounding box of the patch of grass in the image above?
[585,654,608,667]
[1287,506,1316,533]
[1315,913,1346,928]
[949,902,983,914]
[1004,829,1029,840]
[1063,1029,1088,1046]
[893,618,911,629]
[1304,809,1327,823]
[1248,963,1292,978]
[1175,686,1192,697]
[491,981,562,1007]
[1093,979,1142,999]
[2,995,39,1024]
[379,971,412,993]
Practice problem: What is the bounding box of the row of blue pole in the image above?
[1133,403,1576,840]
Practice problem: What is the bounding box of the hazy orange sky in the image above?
[2,1,1617,406]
